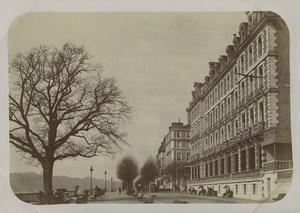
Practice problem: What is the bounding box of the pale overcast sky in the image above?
[9,12,247,180]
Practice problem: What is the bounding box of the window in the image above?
[187,153,190,161]
[227,97,231,113]
[227,124,231,139]
[182,141,186,148]
[187,131,190,138]
[234,67,238,83]
[236,185,239,194]
[177,153,182,161]
[227,74,230,91]
[241,81,245,99]
[176,131,181,138]
[249,73,253,93]
[227,156,232,173]
[250,108,254,126]
[221,158,225,174]
[221,128,224,143]
[191,166,194,179]
[258,65,263,86]
[253,184,256,194]
[259,102,264,123]
[241,55,244,72]
[234,153,239,172]
[242,113,246,130]
[205,163,209,177]
[206,98,208,110]
[244,184,247,194]
[249,147,255,170]
[241,150,247,171]
[235,90,238,107]
[221,103,224,118]
[215,107,218,121]
[215,160,219,176]
[248,45,253,65]
[215,132,218,144]
[210,162,213,176]
[258,145,263,168]
[221,81,224,97]
[235,120,239,135]
[177,141,181,148]
[258,35,262,56]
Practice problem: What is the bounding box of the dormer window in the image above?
[248,14,253,32]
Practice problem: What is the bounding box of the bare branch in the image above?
[9,43,131,173]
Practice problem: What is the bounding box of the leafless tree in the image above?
[116,155,138,190]
[164,161,188,189]
[9,43,131,198]
[140,157,159,184]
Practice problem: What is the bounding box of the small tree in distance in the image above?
[116,155,138,191]
[140,157,159,191]
[9,43,131,199]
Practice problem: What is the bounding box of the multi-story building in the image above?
[155,121,191,190]
[156,139,166,189]
[186,11,292,200]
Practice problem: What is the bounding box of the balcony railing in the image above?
[263,161,293,172]
[252,122,264,135]
[243,128,251,139]
[187,169,262,183]
[234,133,242,142]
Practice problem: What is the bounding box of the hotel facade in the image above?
[186,11,292,200]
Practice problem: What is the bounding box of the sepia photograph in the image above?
[1,1,300,212]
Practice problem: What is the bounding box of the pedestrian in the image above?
[118,187,121,194]
[74,185,80,197]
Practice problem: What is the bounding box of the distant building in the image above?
[156,121,191,191]
[186,11,292,200]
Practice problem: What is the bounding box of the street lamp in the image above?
[111,177,113,191]
[90,166,94,190]
[104,170,107,192]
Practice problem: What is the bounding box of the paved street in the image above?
[88,191,263,204]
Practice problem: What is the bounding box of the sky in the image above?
[8,12,247,181]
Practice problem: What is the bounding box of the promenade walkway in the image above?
[90,191,265,204]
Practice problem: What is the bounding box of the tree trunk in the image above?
[42,160,54,202]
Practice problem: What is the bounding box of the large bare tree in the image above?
[9,43,131,197]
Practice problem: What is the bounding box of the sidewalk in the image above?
[175,191,266,204]
[89,191,268,204]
